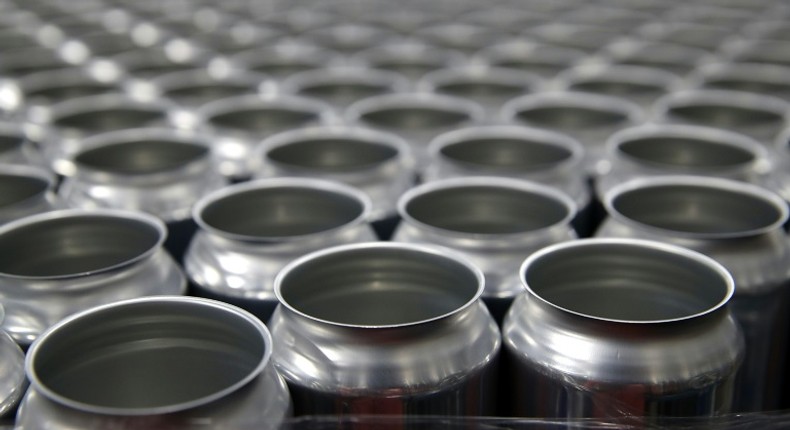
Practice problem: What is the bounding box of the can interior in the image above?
[618,136,755,168]
[515,105,628,129]
[0,174,49,206]
[208,107,318,133]
[436,81,528,99]
[0,215,161,277]
[611,183,782,234]
[360,106,471,130]
[266,138,398,171]
[75,140,210,174]
[568,80,665,99]
[0,135,23,154]
[31,299,265,411]
[525,241,730,322]
[668,103,785,129]
[200,186,364,238]
[280,246,480,326]
[440,137,573,171]
[405,185,570,234]
[54,108,165,133]
[164,83,255,103]
[299,82,390,104]
[703,79,790,97]
[25,83,117,104]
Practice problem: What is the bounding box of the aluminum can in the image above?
[57,127,228,262]
[185,178,376,323]
[150,68,270,109]
[0,209,186,347]
[418,65,541,120]
[0,305,25,419]
[414,23,502,54]
[687,62,790,102]
[43,93,181,177]
[268,242,501,417]
[15,296,291,429]
[198,93,334,181]
[504,238,744,421]
[230,40,338,80]
[393,177,576,323]
[596,176,790,412]
[345,92,484,174]
[652,89,790,147]
[0,164,61,225]
[601,39,714,76]
[0,123,46,168]
[253,125,415,239]
[110,43,213,79]
[351,40,467,81]
[423,124,591,235]
[303,23,395,54]
[282,66,410,111]
[474,39,586,79]
[597,124,772,198]
[501,91,645,178]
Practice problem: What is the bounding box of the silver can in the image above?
[418,65,541,120]
[652,89,790,147]
[0,209,186,347]
[0,164,61,225]
[345,92,484,174]
[597,124,772,197]
[230,40,338,80]
[352,40,467,81]
[687,62,790,102]
[393,177,577,323]
[281,66,410,111]
[501,91,645,177]
[43,93,181,177]
[597,176,790,412]
[0,305,25,419]
[150,68,270,108]
[474,39,587,79]
[15,296,291,429]
[253,125,415,239]
[198,93,334,181]
[184,178,376,323]
[57,127,228,262]
[601,39,714,76]
[269,242,501,417]
[0,122,45,168]
[504,238,744,420]
[423,124,590,233]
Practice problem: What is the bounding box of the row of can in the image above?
[1,0,790,428]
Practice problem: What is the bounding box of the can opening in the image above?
[0,174,49,207]
[440,138,573,171]
[618,137,755,168]
[668,104,784,129]
[299,82,391,102]
[703,79,790,97]
[75,140,210,174]
[525,241,731,322]
[279,245,481,327]
[54,108,165,133]
[569,80,664,99]
[164,83,253,102]
[25,84,115,103]
[267,138,397,171]
[360,107,470,130]
[405,185,570,234]
[515,106,627,129]
[436,81,527,99]
[208,108,318,133]
[610,183,783,235]
[0,214,161,278]
[200,186,365,238]
[30,299,266,413]
[0,135,23,154]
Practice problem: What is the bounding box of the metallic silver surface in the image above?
[352,40,468,81]
[254,125,415,222]
[501,91,645,177]
[653,89,790,147]
[43,93,181,177]
[58,127,227,223]
[0,209,186,346]
[198,93,334,180]
[345,92,484,173]
[0,164,61,225]
[282,67,410,110]
[269,242,501,417]
[504,238,744,420]
[424,124,589,211]
[601,39,715,76]
[151,68,270,108]
[597,176,790,412]
[230,40,338,80]
[474,39,587,79]
[16,296,291,429]
[687,62,790,102]
[393,177,577,322]
[0,123,45,168]
[597,124,773,197]
[184,178,376,322]
[418,65,541,119]
[0,306,25,419]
